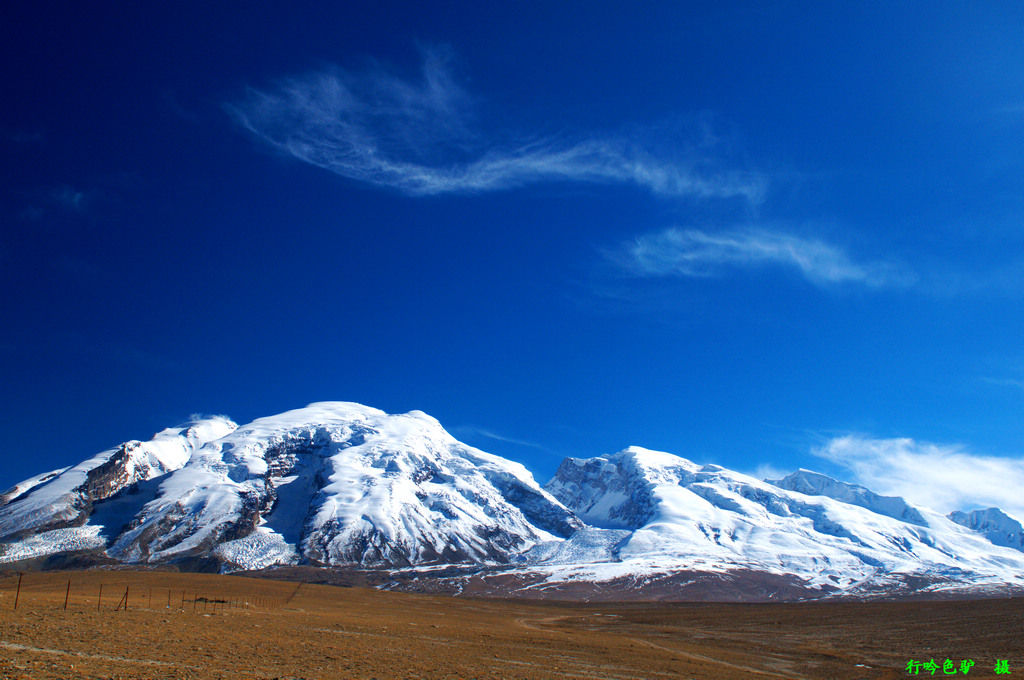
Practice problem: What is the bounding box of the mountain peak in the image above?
[3,403,581,571]
[948,507,1024,552]
[768,468,928,526]
[0,415,233,544]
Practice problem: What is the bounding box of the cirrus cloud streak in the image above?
[227,52,765,201]
[610,226,916,289]
[814,435,1024,521]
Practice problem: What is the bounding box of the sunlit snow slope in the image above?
[1,403,579,570]
[0,416,237,561]
[2,404,1024,600]
[948,508,1024,552]
[537,447,1024,596]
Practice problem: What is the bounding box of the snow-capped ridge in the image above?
[768,468,927,526]
[0,415,236,543]
[4,404,1024,601]
[544,446,1024,595]
[948,508,1024,552]
[83,402,581,570]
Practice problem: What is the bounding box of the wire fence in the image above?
[0,572,289,614]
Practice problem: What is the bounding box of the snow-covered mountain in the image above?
[530,447,1024,598]
[768,468,927,525]
[0,403,579,571]
[948,508,1024,552]
[2,403,1024,601]
[0,417,236,548]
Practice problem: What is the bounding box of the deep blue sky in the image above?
[3,2,1023,516]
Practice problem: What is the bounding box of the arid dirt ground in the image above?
[0,570,1021,680]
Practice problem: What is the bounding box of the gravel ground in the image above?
[0,570,1020,680]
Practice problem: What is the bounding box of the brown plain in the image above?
[0,570,1021,680]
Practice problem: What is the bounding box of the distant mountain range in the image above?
[2,402,1023,602]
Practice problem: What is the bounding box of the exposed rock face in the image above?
[0,417,237,541]
[544,448,668,529]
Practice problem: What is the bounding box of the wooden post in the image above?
[167,589,171,608]
[64,580,70,611]
[97,584,103,612]
[13,573,22,610]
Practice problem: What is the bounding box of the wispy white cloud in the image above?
[450,425,551,451]
[52,185,87,211]
[0,123,43,145]
[53,253,101,281]
[18,206,45,221]
[609,226,915,289]
[981,376,1024,392]
[750,462,790,483]
[995,103,1024,115]
[17,185,92,222]
[228,50,765,201]
[814,434,1024,521]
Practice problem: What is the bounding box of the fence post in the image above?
[13,573,22,610]
[64,580,70,611]
[97,583,103,612]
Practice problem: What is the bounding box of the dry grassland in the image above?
[0,570,1021,680]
